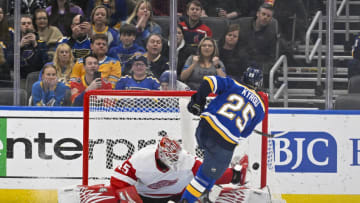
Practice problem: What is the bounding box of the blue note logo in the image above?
[272,131,337,173]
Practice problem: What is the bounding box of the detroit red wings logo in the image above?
[147,179,179,189]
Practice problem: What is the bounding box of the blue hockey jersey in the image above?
[115,75,160,90]
[200,76,265,145]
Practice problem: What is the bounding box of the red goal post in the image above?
[82,90,269,188]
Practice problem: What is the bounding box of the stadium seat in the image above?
[152,16,229,42]
[25,71,40,101]
[334,94,360,110]
[0,88,27,106]
[348,75,360,93]
[201,17,229,41]
[152,16,171,39]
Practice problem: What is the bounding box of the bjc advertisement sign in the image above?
[271,131,337,173]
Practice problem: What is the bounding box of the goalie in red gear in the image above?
[110,136,244,203]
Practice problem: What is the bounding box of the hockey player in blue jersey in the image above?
[180,67,266,203]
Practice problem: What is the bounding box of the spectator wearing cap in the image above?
[115,55,160,90]
[123,33,169,80]
[159,71,190,91]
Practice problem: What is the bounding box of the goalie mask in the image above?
[158,136,182,171]
[242,66,263,89]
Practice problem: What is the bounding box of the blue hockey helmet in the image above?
[242,66,263,89]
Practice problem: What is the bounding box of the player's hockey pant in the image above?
[180,120,234,203]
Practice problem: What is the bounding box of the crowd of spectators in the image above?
[0,0,317,106]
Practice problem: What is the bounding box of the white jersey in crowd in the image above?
[111,146,198,198]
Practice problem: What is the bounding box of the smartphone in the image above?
[79,15,86,24]
[93,71,102,79]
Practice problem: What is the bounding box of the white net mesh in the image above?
[84,91,274,194]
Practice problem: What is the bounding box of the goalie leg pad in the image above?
[115,185,143,203]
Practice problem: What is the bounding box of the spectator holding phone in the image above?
[70,54,112,106]
[20,15,49,79]
[57,14,91,60]
[71,34,121,88]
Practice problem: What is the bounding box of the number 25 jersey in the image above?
[200,76,265,145]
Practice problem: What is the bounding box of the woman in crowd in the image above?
[31,63,68,106]
[180,37,226,90]
[46,0,84,36]
[115,55,160,90]
[125,0,162,46]
[162,24,194,78]
[87,0,127,28]
[33,8,63,58]
[52,43,75,84]
[90,5,119,49]
[218,23,247,82]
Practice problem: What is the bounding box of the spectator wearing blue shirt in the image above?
[115,55,160,90]
[31,63,69,106]
[108,24,145,71]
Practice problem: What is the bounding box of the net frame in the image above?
[82,90,269,188]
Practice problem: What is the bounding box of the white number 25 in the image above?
[217,94,255,132]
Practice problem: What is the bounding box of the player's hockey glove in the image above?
[187,93,205,116]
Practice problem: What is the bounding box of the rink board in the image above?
[0,107,360,203]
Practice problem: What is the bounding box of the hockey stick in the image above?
[254,130,288,138]
[253,129,275,138]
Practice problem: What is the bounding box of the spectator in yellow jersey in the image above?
[71,34,121,88]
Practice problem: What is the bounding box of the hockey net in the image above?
[82,90,283,202]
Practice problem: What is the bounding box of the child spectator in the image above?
[31,63,68,106]
[70,54,112,106]
[115,55,160,90]
[108,24,145,71]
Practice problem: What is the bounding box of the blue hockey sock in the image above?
[180,165,216,203]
